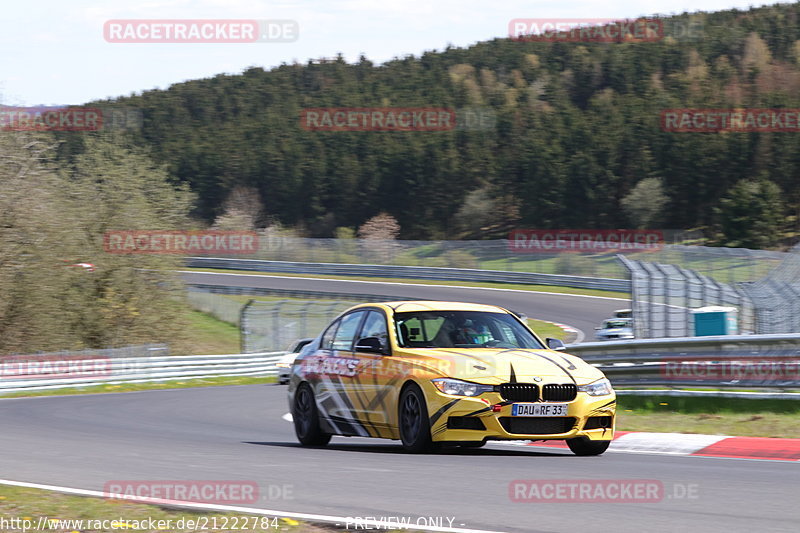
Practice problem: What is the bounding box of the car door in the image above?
[348,309,394,435]
[319,310,368,430]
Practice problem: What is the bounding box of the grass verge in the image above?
[528,319,571,342]
[183,267,630,300]
[0,375,276,399]
[180,309,241,355]
[616,395,800,438]
[0,485,336,532]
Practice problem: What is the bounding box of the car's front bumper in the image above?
[425,386,616,443]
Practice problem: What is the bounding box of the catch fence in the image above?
[620,243,800,338]
[203,236,784,285]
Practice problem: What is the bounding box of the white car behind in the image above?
[276,338,314,384]
[595,318,634,341]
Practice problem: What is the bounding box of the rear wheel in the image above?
[567,437,610,456]
[399,385,437,453]
[293,383,331,446]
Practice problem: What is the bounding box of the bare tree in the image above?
[357,213,401,263]
[213,186,264,230]
[357,213,400,240]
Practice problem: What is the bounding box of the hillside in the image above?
[69,3,800,244]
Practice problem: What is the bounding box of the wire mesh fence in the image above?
[187,289,245,326]
[2,344,169,359]
[620,243,800,338]
[187,238,798,343]
[240,299,359,353]
[205,236,785,285]
[737,243,800,335]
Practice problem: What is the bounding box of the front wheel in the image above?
[567,437,610,456]
[292,383,331,446]
[398,385,437,453]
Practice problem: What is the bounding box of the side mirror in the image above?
[355,337,385,354]
[546,338,566,351]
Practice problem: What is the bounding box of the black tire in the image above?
[398,385,437,453]
[567,437,610,456]
[292,383,331,446]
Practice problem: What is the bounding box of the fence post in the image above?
[240,299,255,354]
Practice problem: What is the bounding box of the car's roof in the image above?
[351,301,510,314]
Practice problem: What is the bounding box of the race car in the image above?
[287,301,616,455]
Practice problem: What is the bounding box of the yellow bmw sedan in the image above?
[287,301,616,455]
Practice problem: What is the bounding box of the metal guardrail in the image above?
[567,335,800,390]
[185,257,631,292]
[187,283,415,303]
[0,352,285,394]
[566,333,800,360]
[4,336,798,396]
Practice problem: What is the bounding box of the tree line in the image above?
[55,4,800,246]
[60,3,800,246]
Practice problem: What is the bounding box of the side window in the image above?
[357,311,389,353]
[332,311,366,351]
[320,320,339,351]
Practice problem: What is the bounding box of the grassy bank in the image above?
[183,267,631,300]
[178,309,242,355]
[616,395,800,438]
[0,485,333,532]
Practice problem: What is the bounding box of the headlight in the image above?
[432,378,494,397]
[276,362,291,368]
[578,378,613,396]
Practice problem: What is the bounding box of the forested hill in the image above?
[78,3,800,243]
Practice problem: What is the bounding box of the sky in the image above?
[0,0,792,106]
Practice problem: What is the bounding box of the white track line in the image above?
[178,271,630,302]
[0,479,507,533]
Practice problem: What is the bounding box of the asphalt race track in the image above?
[2,273,796,532]
[180,271,628,340]
[0,386,796,533]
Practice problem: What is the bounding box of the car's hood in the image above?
[397,348,605,384]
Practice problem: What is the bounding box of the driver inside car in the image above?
[449,318,491,345]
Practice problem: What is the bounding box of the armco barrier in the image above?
[4,336,797,395]
[185,257,631,292]
[0,352,285,394]
[567,334,800,390]
[187,283,414,303]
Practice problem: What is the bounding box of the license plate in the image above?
[511,403,569,417]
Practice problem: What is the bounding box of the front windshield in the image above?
[603,320,631,329]
[394,310,545,349]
